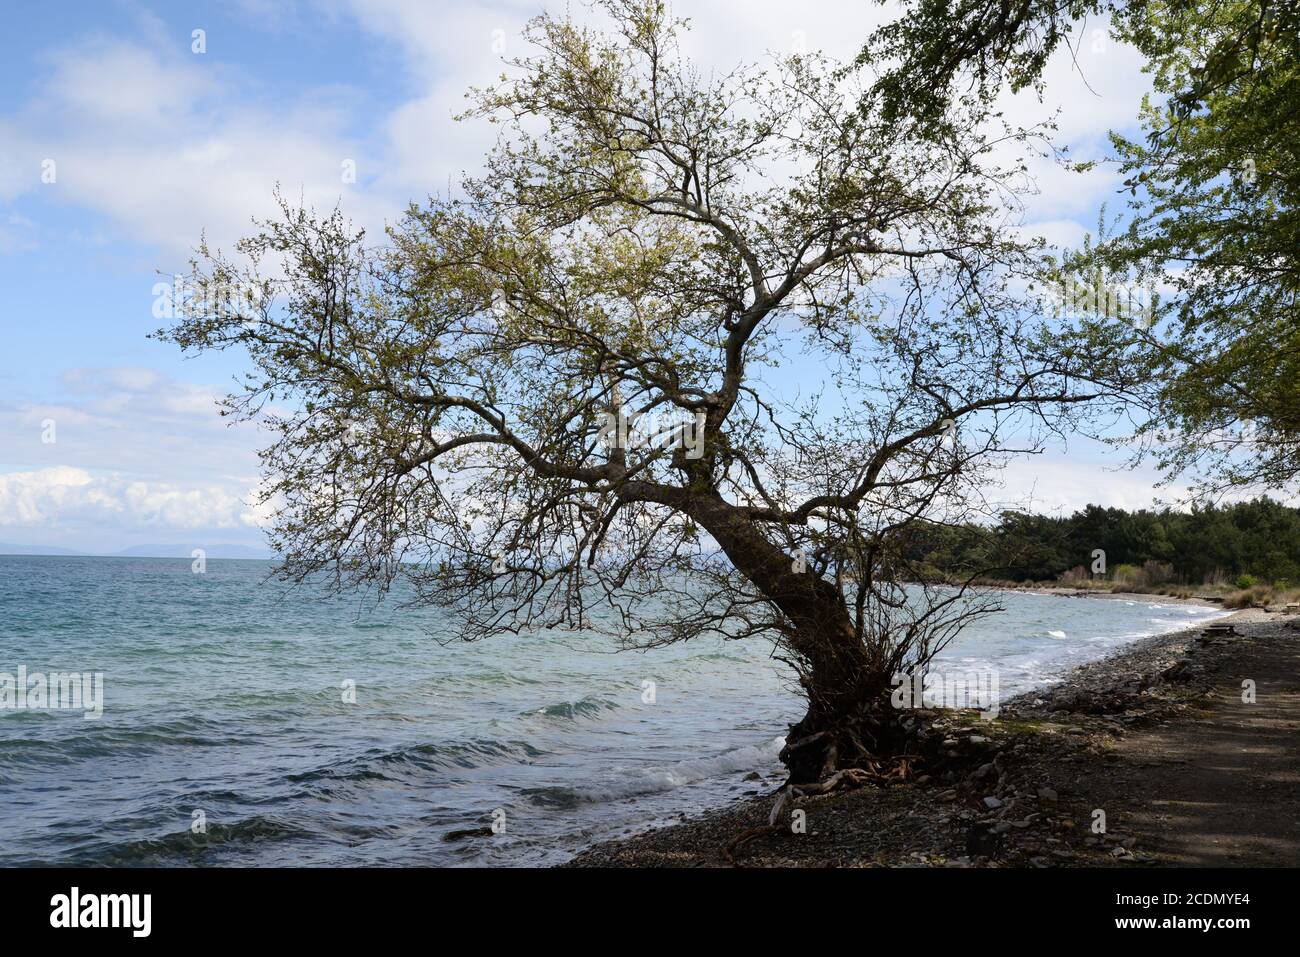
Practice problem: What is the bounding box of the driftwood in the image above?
[721,825,784,865]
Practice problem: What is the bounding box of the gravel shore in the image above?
[563,601,1300,867]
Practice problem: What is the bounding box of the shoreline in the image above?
[564,603,1299,867]
[995,590,1232,710]
[980,583,1230,608]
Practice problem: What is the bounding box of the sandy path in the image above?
[1082,623,1300,865]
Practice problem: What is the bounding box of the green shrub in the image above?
[1111,563,1141,583]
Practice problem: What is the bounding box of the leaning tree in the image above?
[160,0,1132,786]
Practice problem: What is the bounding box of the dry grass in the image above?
[1223,585,1277,609]
[972,575,1300,609]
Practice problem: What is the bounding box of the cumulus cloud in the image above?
[0,34,395,262]
[0,466,263,531]
[996,459,1177,515]
[0,367,274,549]
[1,367,264,483]
[0,1,1153,261]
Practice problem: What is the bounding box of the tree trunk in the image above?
[656,489,906,783]
[777,623,900,784]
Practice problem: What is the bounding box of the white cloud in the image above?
[0,37,395,262]
[0,1,1154,263]
[990,440,1186,516]
[0,466,263,531]
[43,38,219,125]
[1017,218,1093,255]
[1,367,264,484]
[0,367,274,548]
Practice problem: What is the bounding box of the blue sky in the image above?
[0,0,1174,553]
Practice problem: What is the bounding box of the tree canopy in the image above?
[1106,1,1300,497]
[159,0,1136,782]
[867,1,1300,500]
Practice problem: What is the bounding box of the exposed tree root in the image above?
[720,753,921,864]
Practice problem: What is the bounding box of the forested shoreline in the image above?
[909,498,1300,596]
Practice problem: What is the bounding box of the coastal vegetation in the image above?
[906,497,1300,606]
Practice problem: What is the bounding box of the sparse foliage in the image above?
[159,0,1134,782]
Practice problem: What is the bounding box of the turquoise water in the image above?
[0,556,1225,866]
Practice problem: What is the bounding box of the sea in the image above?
[0,555,1228,866]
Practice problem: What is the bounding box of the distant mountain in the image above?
[0,542,83,556]
[113,544,275,559]
[0,542,275,559]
